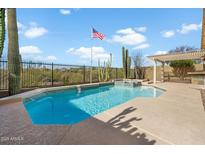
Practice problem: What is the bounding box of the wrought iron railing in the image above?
[0,60,135,90]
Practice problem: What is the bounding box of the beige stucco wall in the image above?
[145,64,204,81]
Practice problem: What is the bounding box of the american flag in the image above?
[92,28,105,40]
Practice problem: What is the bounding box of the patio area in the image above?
[0,82,205,145]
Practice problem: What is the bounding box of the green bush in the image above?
[170,60,195,80]
[170,60,194,68]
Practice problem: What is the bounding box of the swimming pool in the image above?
[23,84,164,125]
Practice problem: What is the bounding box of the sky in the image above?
[2,8,203,67]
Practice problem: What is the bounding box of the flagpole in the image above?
[90,47,93,83]
[89,27,104,83]
[90,27,93,83]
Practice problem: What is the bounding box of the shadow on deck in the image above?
[60,107,156,145]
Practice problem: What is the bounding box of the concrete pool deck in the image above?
[0,82,205,144]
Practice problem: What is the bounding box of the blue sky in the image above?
[2,8,203,67]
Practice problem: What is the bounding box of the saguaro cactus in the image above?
[122,47,131,78]
[105,53,112,81]
[122,46,126,78]
[98,59,103,81]
[127,56,131,78]
[125,49,129,78]
[98,53,113,82]
[7,8,21,95]
[0,8,5,57]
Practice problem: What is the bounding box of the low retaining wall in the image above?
[144,64,204,82]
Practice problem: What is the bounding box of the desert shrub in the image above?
[132,51,146,79]
[170,60,195,80]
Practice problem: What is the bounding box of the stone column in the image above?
[202,8,205,70]
[203,61,205,71]
[201,8,205,50]
[161,62,165,82]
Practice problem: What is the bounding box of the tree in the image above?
[168,45,196,80]
[132,51,145,79]
[170,60,195,80]
[7,8,21,95]
[0,8,5,58]
[169,45,197,54]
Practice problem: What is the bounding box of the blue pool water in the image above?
[23,84,164,125]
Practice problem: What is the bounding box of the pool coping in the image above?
[0,81,166,128]
[0,81,165,103]
[0,81,114,102]
[0,81,166,126]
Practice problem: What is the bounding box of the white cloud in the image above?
[109,28,146,45]
[17,21,26,34]
[29,21,38,27]
[20,46,42,55]
[24,26,48,38]
[67,46,110,61]
[161,23,201,38]
[17,21,26,30]
[133,43,150,50]
[154,50,168,55]
[20,46,57,62]
[116,28,136,35]
[46,56,57,61]
[33,55,57,61]
[66,48,75,53]
[15,21,48,38]
[135,26,147,32]
[60,9,71,15]
[177,23,202,34]
[161,30,175,38]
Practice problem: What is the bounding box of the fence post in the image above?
[51,63,54,86]
[83,65,86,83]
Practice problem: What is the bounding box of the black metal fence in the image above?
[0,60,135,90]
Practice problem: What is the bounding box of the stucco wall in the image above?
[144,64,204,81]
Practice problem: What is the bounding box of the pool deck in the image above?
[0,82,205,145]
